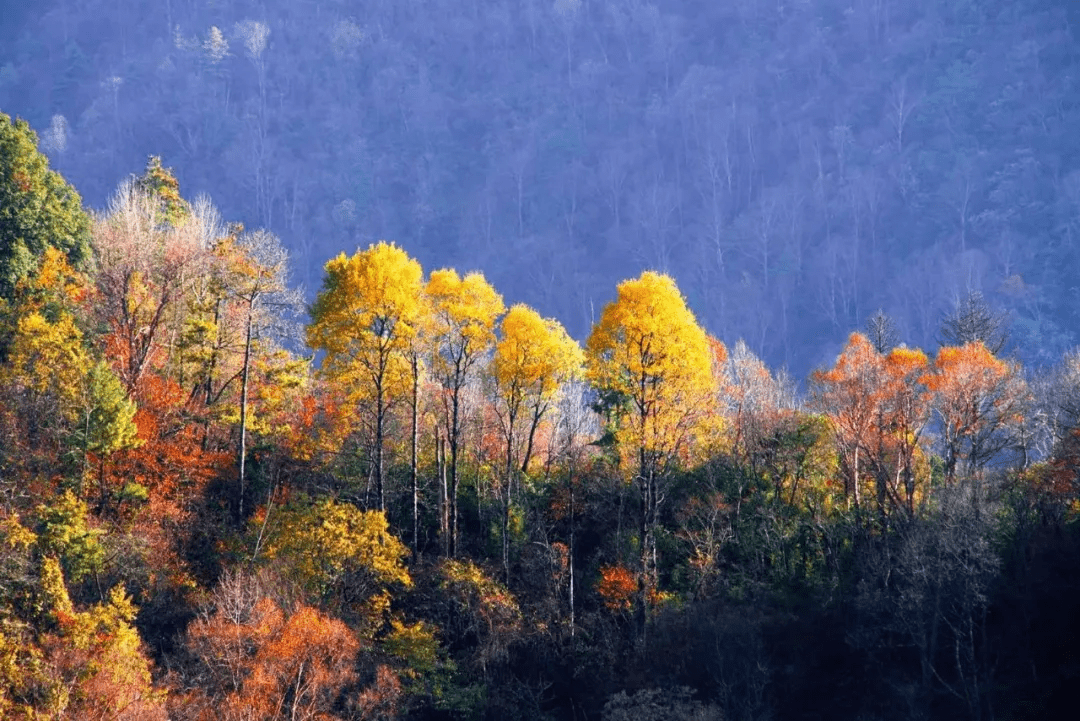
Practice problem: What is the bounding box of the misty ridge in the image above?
[2,0,1078,375]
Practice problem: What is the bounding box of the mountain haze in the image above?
[1,0,1078,374]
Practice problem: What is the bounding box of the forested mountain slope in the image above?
[2,0,1078,374]
[5,103,1080,719]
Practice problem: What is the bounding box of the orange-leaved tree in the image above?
[812,334,937,519]
[875,346,933,516]
[596,563,637,613]
[176,570,362,721]
[811,333,883,511]
[923,341,1027,489]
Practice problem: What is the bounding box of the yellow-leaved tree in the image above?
[308,242,426,512]
[585,271,715,616]
[3,309,88,433]
[261,498,411,631]
[490,304,584,580]
[426,269,504,556]
[0,248,143,503]
[39,558,166,721]
[0,526,166,721]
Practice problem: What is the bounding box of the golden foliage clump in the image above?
[307,241,426,402]
[434,558,521,671]
[586,271,716,472]
[426,269,505,370]
[0,251,90,426]
[262,500,411,628]
[438,559,521,632]
[38,557,167,721]
[493,304,583,411]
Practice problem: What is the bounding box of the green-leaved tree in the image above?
[0,112,91,301]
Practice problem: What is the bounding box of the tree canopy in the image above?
[0,112,90,301]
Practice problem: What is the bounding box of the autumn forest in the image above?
[3,106,1080,720]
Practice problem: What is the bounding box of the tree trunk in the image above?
[637,443,650,639]
[375,377,385,513]
[411,356,419,557]
[82,407,90,498]
[503,419,515,583]
[450,384,461,557]
[852,446,861,509]
[520,403,544,474]
[437,430,449,557]
[237,299,254,523]
[98,454,108,515]
[568,465,576,634]
[202,297,222,451]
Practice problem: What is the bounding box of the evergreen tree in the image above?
[0,112,91,301]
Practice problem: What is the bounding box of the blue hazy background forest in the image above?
[3,0,1079,376]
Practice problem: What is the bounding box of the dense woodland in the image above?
[2,0,1080,376]
[3,110,1080,721]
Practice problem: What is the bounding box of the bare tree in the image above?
[865,308,899,354]
[939,290,1009,354]
[547,380,598,631]
[92,178,208,392]
[886,77,921,153]
[229,228,303,521]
